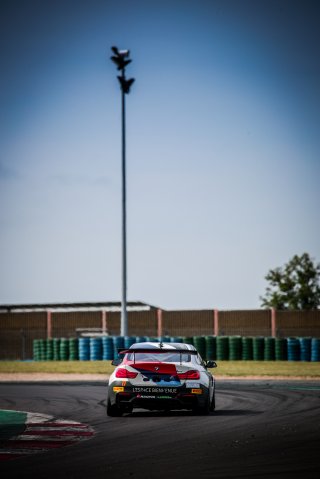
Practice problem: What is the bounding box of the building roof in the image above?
[0,301,159,313]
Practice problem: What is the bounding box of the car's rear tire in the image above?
[107,397,123,417]
[193,393,210,415]
[210,392,215,411]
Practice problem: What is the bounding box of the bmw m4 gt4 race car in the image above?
[107,342,217,416]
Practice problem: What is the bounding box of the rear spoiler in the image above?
[117,348,198,355]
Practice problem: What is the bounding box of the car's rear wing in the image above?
[117,348,198,355]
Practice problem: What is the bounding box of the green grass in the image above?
[0,361,115,374]
[0,360,320,377]
[214,361,320,377]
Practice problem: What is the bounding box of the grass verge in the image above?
[0,361,319,377]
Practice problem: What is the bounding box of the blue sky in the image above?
[1,0,319,309]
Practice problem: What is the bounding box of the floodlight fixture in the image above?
[117,76,135,94]
[111,46,132,71]
[111,46,130,57]
[111,55,132,71]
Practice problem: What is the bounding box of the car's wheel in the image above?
[193,393,210,415]
[210,391,215,411]
[107,397,123,417]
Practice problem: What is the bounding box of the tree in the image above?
[260,253,320,310]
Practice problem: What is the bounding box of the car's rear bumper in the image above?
[108,382,210,411]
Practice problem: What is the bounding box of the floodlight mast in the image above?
[110,46,135,337]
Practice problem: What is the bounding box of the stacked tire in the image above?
[252,337,264,361]
[79,337,90,361]
[193,336,206,359]
[205,336,216,360]
[216,336,229,360]
[90,337,102,360]
[69,338,78,361]
[299,337,311,361]
[311,338,320,362]
[264,337,275,361]
[113,336,125,359]
[59,338,69,361]
[32,335,320,362]
[102,336,114,360]
[242,337,253,360]
[229,336,242,360]
[275,338,287,360]
[182,337,194,346]
[53,338,60,361]
[46,338,53,361]
[33,339,46,361]
[287,338,300,361]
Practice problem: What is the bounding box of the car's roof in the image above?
[129,342,197,351]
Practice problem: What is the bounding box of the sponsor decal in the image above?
[186,382,200,388]
[113,387,124,392]
[191,388,202,394]
[136,394,173,400]
[122,381,126,387]
[133,387,177,393]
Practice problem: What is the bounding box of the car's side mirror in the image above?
[205,360,217,368]
[111,358,122,366]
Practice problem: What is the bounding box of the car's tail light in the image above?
[177,370,200,380]
[115,368,138,379]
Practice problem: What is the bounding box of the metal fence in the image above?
[1,308,320,359]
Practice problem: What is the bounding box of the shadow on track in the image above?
[121,409,262,418]
[213,409,263,416]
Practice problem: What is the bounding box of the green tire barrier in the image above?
[33,339,41,361]
[33,335,320,361]
[37,339,46,361]
[264,337,275,361]
[275,338,287,360]
[69,338,79,360]
[193,336,206,358]
[182,337,194,345]
[46,338,54,361]
[34,339,46,361]
[242,337,253,360]
[229,336,242,360]
[205,336,216,360]
[216,336,229,360]
[53,338,60,361]
[59,338,69,361]
[252,337,264,361]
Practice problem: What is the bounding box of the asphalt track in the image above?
[0,380,319,479]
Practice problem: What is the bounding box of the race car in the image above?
[107,342,217,416]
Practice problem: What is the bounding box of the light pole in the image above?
[110,46,135,336]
